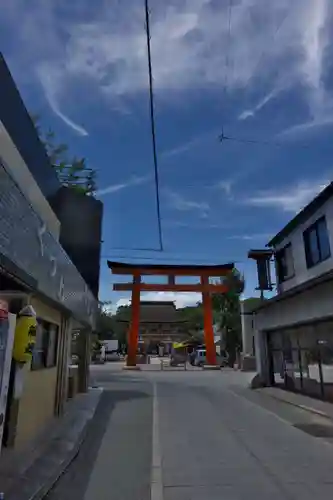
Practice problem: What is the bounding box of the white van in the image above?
[194,349,207,366]
[194,349,228,367]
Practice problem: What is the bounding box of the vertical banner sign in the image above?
[0,300,9,391]
[0,301,16,455]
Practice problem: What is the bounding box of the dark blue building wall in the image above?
[49,187,103,299]
[0,53,60,198]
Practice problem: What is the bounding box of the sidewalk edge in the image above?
[28,388,104,500]
[263,391,333,421]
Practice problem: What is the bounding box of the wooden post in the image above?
[201,276,216,366]
[127,275,141,367]
[78,328,90,393]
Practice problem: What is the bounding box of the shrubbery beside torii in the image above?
[212,268,245,367]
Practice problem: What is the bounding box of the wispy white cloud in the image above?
[277,0,333,136]
[160,130,218,159]
[216,180,233,197]
[164,220,229,230]
[165,190,210,218]
[95,175,151,197]
[161,138,201,159]
[245,179,330,213]
[238,88,282,121]
[278,115,333,138]
[3,0,332,134]
[227,233,271,241]
[36,63,89,136]
[115,291,201,311]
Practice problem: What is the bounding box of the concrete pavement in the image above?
[47,364,333,499]
[2,388,103,500]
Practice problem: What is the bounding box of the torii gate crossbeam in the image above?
[107,261,234,367]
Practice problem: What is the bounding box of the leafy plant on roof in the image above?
[31,114,97,195]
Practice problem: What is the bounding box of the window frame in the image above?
[276,242,295,283]
[31,319,59,371]
[303,216,331,269]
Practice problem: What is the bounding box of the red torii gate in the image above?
[107,261,234,367]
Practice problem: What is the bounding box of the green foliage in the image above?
[95,301,116,340]
[31,114,97,195]
[176,303,220,332]
[96,304,131,345]
[113,305,131,345]
[176,303,204,331]
[212,268,245,366]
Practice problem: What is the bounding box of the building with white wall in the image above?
[252,182,333,400]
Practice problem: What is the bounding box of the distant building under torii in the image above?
[118,301,189,354]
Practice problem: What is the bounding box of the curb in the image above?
[265,392,333,422]
[29,423,89,500]
[10,388,104,500]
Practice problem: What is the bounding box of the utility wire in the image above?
[218,128,311,149]
[249,10,289,86]
[221,0,233,126]
[218,9,293,150]
[144,0,163,251]
[225,0,233,94]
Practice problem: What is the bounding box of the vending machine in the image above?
[0,300,16,455]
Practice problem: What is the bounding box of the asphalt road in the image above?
[47,363,333,500]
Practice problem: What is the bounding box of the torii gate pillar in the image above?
[127,276,141,367]
[201,276,216,366]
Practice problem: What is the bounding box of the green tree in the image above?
[95,301,118,340]
[31,114,97,194]
[212,268,245,367]
[176,303,220,336]
[108,304,131,346]
[176,303,204,332]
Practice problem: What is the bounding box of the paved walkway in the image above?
[259,386,333,419]
[47,366,333,499]
[47,377,153,500]
[1,388,103,499]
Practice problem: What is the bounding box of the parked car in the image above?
[170,352,187,366]
[194,349,228,367]
[106,351,120,362]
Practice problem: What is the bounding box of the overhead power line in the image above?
[144,0,163,251]
[221,0,233,126]
[225,0,233,94]
[217,8,296,150]
[218,128,311,149]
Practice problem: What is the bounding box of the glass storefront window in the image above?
[267,322,333,400]
[268,325,324,398]
[316,321,333,401]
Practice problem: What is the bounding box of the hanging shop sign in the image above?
[12,305,37,363]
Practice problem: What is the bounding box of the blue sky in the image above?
[2,0,333,309]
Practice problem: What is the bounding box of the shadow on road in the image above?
[46,388,150,499]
